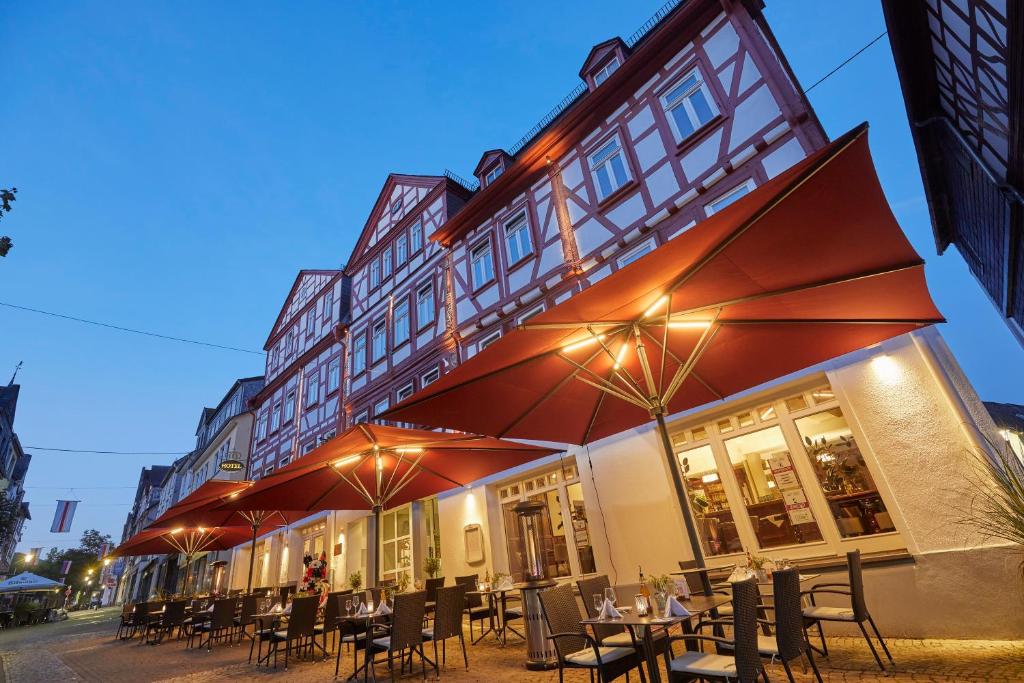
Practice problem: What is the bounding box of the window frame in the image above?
[469,238,496,291]
[284,390,296,422]
[415,282,435,330]
[371,319,387,364]
[369,259,381,290]
[393,297,411,347]
[327,357,341,394]
[485,164,504,186]
[396,382,415,403]
[421,367,440,386]
[616,238,656,268]
[352,331,367,376]
[586,132,634,203]
[395,233,408,265]
[390,197,402,216]
[305,372,320,407]
[381,245,393,280]
[705,179,757,215]
[593,55,620,86]
[478,330,501,353]
[270,402,282,432]
[410,221,424,253]
[503,211,534,267]
[660,66,720,145]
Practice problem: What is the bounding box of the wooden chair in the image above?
[365,591,428,682]
[663,577,766,683]
[266,595,318,669]
[422,585,468,674]
[802,550,893,672]
[539,583,645,683]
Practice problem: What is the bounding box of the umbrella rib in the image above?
[382,454,427,506]
[663,260,926,319]
[403,458,468,492]
[496,345,606,438]
[631,323,658,402]
[556,351,652,410]
[663,322,721,407]
[382,450,407,501]
[573,374,650,410]
[691,370,724,401]
[582,357,618,443]
[591,327,651,405]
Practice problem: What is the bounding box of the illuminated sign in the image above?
[219,459,245,472]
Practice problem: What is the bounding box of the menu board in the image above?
[768,451,815,525]
[782,489,815,525]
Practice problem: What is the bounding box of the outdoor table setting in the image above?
[466,581,523,646]
[580,591,731,683]
[333,596,395,681]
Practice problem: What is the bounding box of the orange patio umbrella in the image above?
[384,123,944,588]
[111,525,269,595]
[147,479,306,593]
[217,423,558,583]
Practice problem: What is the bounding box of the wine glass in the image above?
[603,587,616,606]
[592,593,603,614]
[345,598,353,617]
[353,593,362,613]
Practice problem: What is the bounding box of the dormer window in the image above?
[485,164,504,186]
[593,56,620,86]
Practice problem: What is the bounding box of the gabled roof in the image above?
[263,269,344,349]
[0,385,19,423]
[346,174,448,270]
[578,37,629,79]
[473,149,514,177]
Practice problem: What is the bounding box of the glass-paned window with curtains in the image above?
[673,382,904,562]
[504,212,532,264]
[498,461,596,581]
[393,299,410,346]
[381,505,412,584]
[352,333,367,375]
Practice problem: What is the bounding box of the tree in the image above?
[35,529,113,588]
[0,187,17,257]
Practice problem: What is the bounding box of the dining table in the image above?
[466,585,522,646]
[579,593,731,683]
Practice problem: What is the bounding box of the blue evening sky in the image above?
[3,1,1022,552]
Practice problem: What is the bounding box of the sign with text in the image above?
[767,452,800,490]
[219,459,245,472]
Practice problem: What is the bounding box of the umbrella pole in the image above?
[183,554,193,597]
[655,412,713,595]
[368,505,382,587]
[246,524,259,594]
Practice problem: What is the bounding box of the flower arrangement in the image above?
[646,574,673,595]
[300,552,329,595]
[348,570,363,591]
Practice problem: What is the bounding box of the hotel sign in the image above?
[219,459,245,472]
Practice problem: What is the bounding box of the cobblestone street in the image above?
[0,608,1020,683]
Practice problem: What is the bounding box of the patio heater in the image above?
[512,500,557,670]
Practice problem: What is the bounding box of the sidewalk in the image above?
[1,609,1021,682]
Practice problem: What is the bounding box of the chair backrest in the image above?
[846,549,867,620]
[280,586,294,606]
[163,600,187,627]
[730,577,761,683]
[239,595,258,624]
[121,603,134,618]
[366,587,383,608]
[324,591,345,625]
[286,596,318,639]
[431,585,466,640]
[454,574,481,608]
[133,602,150,618]
[211,598,238,629]
[770,568,806,661]
[538,583,586,662]
[389,591,426,651]
[424,577,445,604]
[576,574,624,642]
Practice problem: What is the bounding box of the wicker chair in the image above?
[314,590,349,653]
[424,577,445,611]
[576,575,633,648]
[422,584,469,674]
[366,590,428,682]
[662,577,766,683]
[143,599,187,644]
[334,612,370,678]
[189,597,239,652]
[539,583,645,683]
[454,574,493,640]
[235,594,258,642]
[266,595,318,669]
[122,602,151,640]
[802,550,893,672]
[115,602,136,639]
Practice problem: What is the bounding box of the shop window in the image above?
[795,408,896,537]
[381,505,412,583]
[499,463,592,581]
[679,444,740,556]
[723,426,824,549]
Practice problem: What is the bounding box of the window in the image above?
[270,402,282,432]
[416,283,434,328]
[390,198,402,216]
[410,221,423,252]
[588,135,632,201]
[371,320,387,363]
[485,165,504,185]
[393,298,410,346]
[504,212,533,265]
[662,68,718,142]
[706,180,755,215]
[499,463,595,581]
[396,234,408,264]
[352,332,367,375]
[303,441,316,455]
[279,456,290,467]
[593,56,620,86]
[396,383,415,402]
[380,505,413,584]
[373,397,390,421]
[616,239,655,268]
[519,304,545,324]
[421,367,440,386]
[327,357,341,393]
[382,246,392,279]
[263,465,275,478]
[256,413,268,441]
[305,372,319,407]
[306,310,315,335]
[478,330,501,352]
[369,260,381,289]
[323,289,333,320]
[324,429,337,440]
[284,390,296,421]
[470,240,495,288]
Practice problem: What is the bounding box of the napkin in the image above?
[283,603,293,615]
[727,566,754,583]
[663,596,691,618]
[356,602,369,617]
[270,602,283,614]
[598,598,621,619]
[373,601,392,617]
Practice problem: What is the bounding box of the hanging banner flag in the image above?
[28,547,43,565]
[61,560,72,576]
[50,500,79,533]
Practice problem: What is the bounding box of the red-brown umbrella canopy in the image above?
[110,525,265,558]
[383,124,944,443]
[383,124,942,586]
[216,423,559,514]
[148,479,305,530]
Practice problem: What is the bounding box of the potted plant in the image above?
[423,555,441,579]
[646,574,673,612]
[348,570,363,592]
[958,441,1024,575]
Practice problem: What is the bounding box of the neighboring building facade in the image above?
[0,385,31,577]
[115,465,171,603]
[883,0,1023,346]
[985,400,1024,462]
